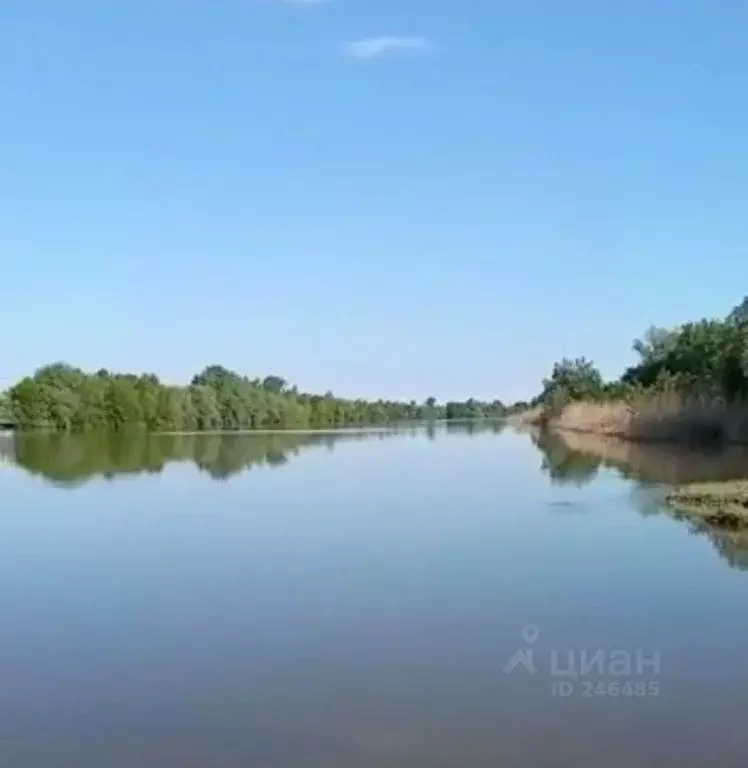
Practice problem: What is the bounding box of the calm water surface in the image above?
[3,422,748,767]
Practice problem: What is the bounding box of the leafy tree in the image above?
[514,296,748,412]
[540,357,603,405]
[262,375,287,393]
[727,296,748,328]
[5,363,504,433]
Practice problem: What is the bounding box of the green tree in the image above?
[4,362,503,434]
[541,357,603,405]
[262,375,287,394]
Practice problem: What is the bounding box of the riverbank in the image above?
[510,396,748,446]
[526,425,748,530]
[666,482,748,529]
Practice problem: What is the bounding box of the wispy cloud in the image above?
[342,36,431,60]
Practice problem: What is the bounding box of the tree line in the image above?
[526,296,748,410]
[0,364,507,432]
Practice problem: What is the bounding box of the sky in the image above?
[2,0,748,402]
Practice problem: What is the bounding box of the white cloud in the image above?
[342,36,431,60]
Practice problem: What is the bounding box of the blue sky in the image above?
[2,0,748,402]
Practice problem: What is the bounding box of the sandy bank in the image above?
[512,397,748,446]
[666,482,748,528]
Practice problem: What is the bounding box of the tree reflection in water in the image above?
[4,420,507,487]
[531,427,748,572]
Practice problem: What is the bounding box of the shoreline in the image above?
[509,398,748,447]
[666,482,748,529]
[516,418,748,531]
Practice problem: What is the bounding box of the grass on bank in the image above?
[511,393,748,446]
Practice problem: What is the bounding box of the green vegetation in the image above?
[444,398,506,420]
[523,296,748,409]
[1,363,506,432]
[0,391,13,428]
[511,296,748,443]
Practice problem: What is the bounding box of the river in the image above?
[2,422,748,766]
